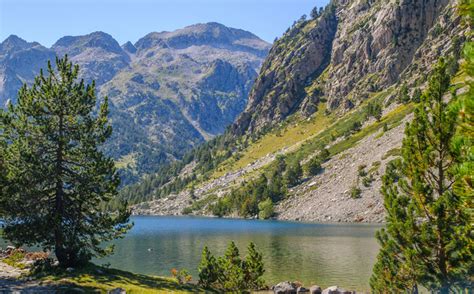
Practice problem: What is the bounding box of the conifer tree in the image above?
[284,160,303,187]
[198,246,218,288]
[217,241,244,290]
[370,59,473,293]
[243,242,265,289]
[0,56,132,267]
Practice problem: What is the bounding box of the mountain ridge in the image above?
[0,23,271,184]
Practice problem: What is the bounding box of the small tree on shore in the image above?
[370,59,473,293]
[0,56,132,267]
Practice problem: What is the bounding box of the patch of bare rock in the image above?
[275,115,410,223]
[272,281,358,294]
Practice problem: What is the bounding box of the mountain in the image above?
[124,0,470,222]
[0,35,55,105]
[0,24,271,184]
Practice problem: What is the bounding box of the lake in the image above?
[97,216,381,291]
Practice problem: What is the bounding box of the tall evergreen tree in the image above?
[370,59,473,293]
[0,56,132,267]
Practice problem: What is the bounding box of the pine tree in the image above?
[398,82,410,104]
[0,56,132,267]
[217,241,244,290]
[198,246,218,288]
[412,88,422,103]
[284,160,303,187]
[243,242,265,289]
[370,59,473,293]
[452,41,473,215]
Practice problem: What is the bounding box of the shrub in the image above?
[362,176,374,187]
[350,186,362,199]
[258,199,274,219]
[305,157,322,176]
[171,268,192,284]
[358,164,367,177]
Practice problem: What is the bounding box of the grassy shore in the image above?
[17,261,215,293]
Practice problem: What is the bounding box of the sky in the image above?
[0,0,329,47]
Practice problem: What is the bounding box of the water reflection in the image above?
[96,216,381,291]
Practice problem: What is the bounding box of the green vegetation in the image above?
[370,58,473,292]
[258,199,275,219]
[3,250,27,269]
[350,186,362,199]
[0,56,132,268]
[34,263,209,293]
[198,242,265,291]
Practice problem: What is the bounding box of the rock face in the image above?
[324,0,450,109]
[231,0,457,136]
[232,6,338,135]
[0,23,270,184]
[0,35,55,104]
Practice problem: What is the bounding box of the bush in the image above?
[305,157,322,176]
[171,268,192,284]
[358,164,367,177]
[258,199,274,219]
[362,175,374,187]
[350,186,362,199]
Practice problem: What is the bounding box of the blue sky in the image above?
[0,0,329,47]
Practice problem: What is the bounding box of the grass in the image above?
[211,104,334,178]
[115,152,137,170]
[382,147,402,160]
[328,103,413,156]
[3,251,27,269]
[35,263,214,293]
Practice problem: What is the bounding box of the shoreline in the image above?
[130,213,385,225]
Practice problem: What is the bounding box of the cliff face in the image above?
[232,6,338,135]
[325,0,450,109]
[232,0,455,136]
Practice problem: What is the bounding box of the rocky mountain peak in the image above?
[52,31,125,56]
[0,35,34,55]
[134,22,271,56]
[122,41,137,54]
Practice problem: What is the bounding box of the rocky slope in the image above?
[130,0,470,222]
[0,23,271,184]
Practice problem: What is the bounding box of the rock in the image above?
[108,288,126,294]
[322,286,353,294]
[273,281,298,294]
[310,285,322,294]
[297,286,310,293]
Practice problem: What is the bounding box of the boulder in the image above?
[310,285,322,294]
[322,286,353,294]
[297,286,310,293]
[108,288,126,294]
[273,281,298,294]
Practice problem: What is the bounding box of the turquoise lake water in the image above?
[96,216,381,291]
